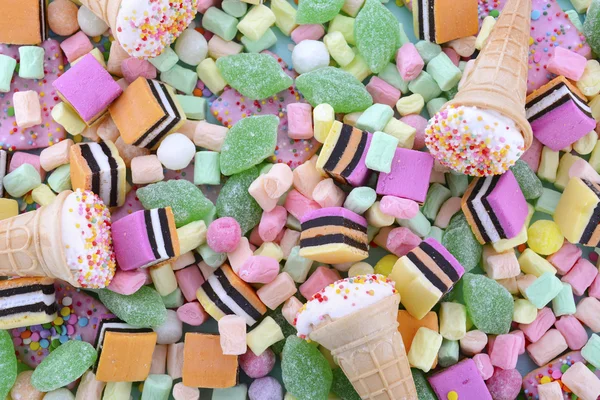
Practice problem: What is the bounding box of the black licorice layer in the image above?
[0,283,54,298]
[0,302,57,318]
[301,216,367,233]
[526,82,593,122]
[406,251,447,292]
[213,268,262,320]
[419,241,460,283]
[580,179,600,246]
[300,234,369,252]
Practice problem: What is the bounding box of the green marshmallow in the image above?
[526,272,563,309]
[398,23,411,47]
[365,131,399,173]
[422,183,452,221]
[0,54,17,92]
[343,186,377,214]
[438,339,459,368]
[426,97,448,117]
[425,226,444,243]
[408,71,442,102]
[141,374,172,400]
[203,7,239,41]
[377,63,409,94]
[18,46,45,80]
[148,47,179,72]
[356,104,394,133]
[47,164,71,193]
[213,384,248,400]
[197,243,227,268]
[3,163,41,197]
[582,334,600,369]
[426,53,462,91]
[552,282,577,317]
[176,95,206,120]
[194,151,221,185]
[566,9,585,32]
[161,287,184,309]
[415,41,442,63]
[160,65,198,95]
[367,225,380,242]
[398,210,431,238]
[534,188,562,216]
[283,246,313,283]
[222,0,248,18]
[241,28,278,53]
[446,172,468,197]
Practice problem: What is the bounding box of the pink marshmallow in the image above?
[366,76,401,108]
[284,189,321,221]
[263,163,293,200]
[176,301,209,326]
[9,152,45,181]
[218,315,247,355]
[396,43,424,81]
[459,330,488,356]
[249,226,265,248]
[279,229,300,259]
[312,178,345,208]
[107,269,148,295]
[547,47,588,81]
[207,217,241,253]
[561,361,600,400]
[510,330,526,355]
[150,344,167,375]
[569,158,600,184]
[175,265,205,302]
[293,157,323,199]
[197,0,220,13]
[429,170,446,184]
[575,297,600,331]
[373,226,394,251]
[555,315,588,350]
[172,251,197,271]
[107,41,129,77]
[238,256,280,284]
[121,58,157,84]
[520,137,543,173]
[299,266,341,300]
[442,47,460,66]
[287,103,313,140]
[433,197,462,229]
[473,353,494,380]
[386,227,421,257]
[547,241,582,275]
[40,139,73,172]
[227,237,253,274]
[400,114,428,150]
[60,31,93,63]
[482,246,520,280]
[167,343,184,379]
[282,296,303,326]
[561,257,598,296]
[519,307,556,343]
[291,24,325,43]
[589,273,600,299]
[526,329,568,367]
[207,35,243,59]
[249,175,279,212]
[379,196,419,220]
[256,272,298,310]
[490,334,520,370]
[259,206,287,242]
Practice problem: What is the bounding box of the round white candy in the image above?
[43,388,75,400]
[153,310,183,345]
[292,40,330,74]
[157,133,196,170]
[174,28,208,66]
[77,6,108,37]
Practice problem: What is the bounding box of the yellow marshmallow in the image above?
[246,316,284,356]
[383,117,416,149]
[348,262,374,277]
[328,15,356,45]
[537,146,559,183]
[576,60,600,98]
[396,94,425,116]
[518,248,557,277]
[573,131,598,155]
[313,104,335,143]
[407,327,443,372]
[341,50,371,82]
[0,198,18,220]
[555,153,582,190]
[254,242,284,262]
[31,184,57,206]
[196,58,227,95]
[323,31,355,68]
[270,0,297,36]
[237,5,276,42]
[51,102,86,135]
[439,302,467,341]
[149,263,178,296]
[177,220,207,255]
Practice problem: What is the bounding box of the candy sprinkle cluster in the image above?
[425,105,525,176]
[63,190,116,289]
[117,0,198,59]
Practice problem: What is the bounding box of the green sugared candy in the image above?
[443,213,482,272]
[267,306,297,354]
[31,340,97,392]
[331,368,360,400]
[296,67,373,113]
[99,286,167,328]
[141,374,173,400]
[355,0,400,73]
[510,160,543,200]
[462,273,514,335]
[0,330,17,400]
[216,166,262,233]
[282,335,333,400]
[296,0,344,24]
[584,0,600,55]
[137,180,215,228]
[411,368,436,400]
[216,53,293,100]
[220,115,279,176]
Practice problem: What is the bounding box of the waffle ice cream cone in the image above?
[309,294,416,400]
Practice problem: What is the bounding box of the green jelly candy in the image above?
[267,306,297,354]
[282,335,333,400]
[510,160,543,200]
[442,213,482,272]
[411,368,436,400]
[141,374,173,400]
[31,340,97,392]
[462,273,514,335]
[137,180,215,228]
[216,53,293,100]
[99,286,167,328]
[216,166,262,233]
[0,330,17,400]
[355,0,400,73]
[296,67,373,113]
[584,0,600,55]
[331,368,360,400]
[296,0,344,24]
[220,115,279,176]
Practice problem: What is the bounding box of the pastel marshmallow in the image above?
[237,256,280,284]
[490,334,520,370]
[561,257,598,296]
[256,272,297,310]
[312,178,345,208]
[175,265,206,302]
[396,43,424,81]
[561,361,600,400]
[293,157,323,199]
[472,353,494,381]
[547,47,587,81]
[177,302,210,326]
[228,237,253,273]
[40,139,73,171]
[282,296,303,326]
[131,155,164,185]
[107,269,148,295]
[547,241,582,275]
[299,266,341,300]
[249,175,279,212]
[459,330,488,356]
[284,189,321,221]
[287,103,313,140]
[366,76,401,108]
[519,307,555,343]
[262,163,293,200]
[555,315,588,350]
[9,151,45,181]
[575,297,600,331]
[60,31,93,63]
[290,24,325,43]
[526,329,568,366]
[433,197,461,229]
[13,90,41,128]
[379,196,419,220]
[218,315,247,355]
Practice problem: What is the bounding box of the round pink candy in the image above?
[400,114,428,150]
[248,377,283,400]
[240,348,276,378]
[485,368,521,400]
[237,256,280,284]
[379,196,419,219]
[207,217,242,253]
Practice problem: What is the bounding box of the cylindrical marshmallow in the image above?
[312,178,345,208]
[287,103,313,139]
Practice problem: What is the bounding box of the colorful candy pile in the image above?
[3,0,600,399]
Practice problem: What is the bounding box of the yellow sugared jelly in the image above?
[554,177,599,244]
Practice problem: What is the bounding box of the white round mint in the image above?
[43,388,75,400]
[157,133,196,170]
[292,40,330,74]
[174,28,208,66]
[77,6,108,37]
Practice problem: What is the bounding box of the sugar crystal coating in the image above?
[442,213,482,272]
[411,368,436,400]
[296,0,345,24]
[510,160,543,200]
[99,286,167,328]
[331,368,361,400]
[216,166,263,233]
[0,330,16,400]
[462,273,514,335]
